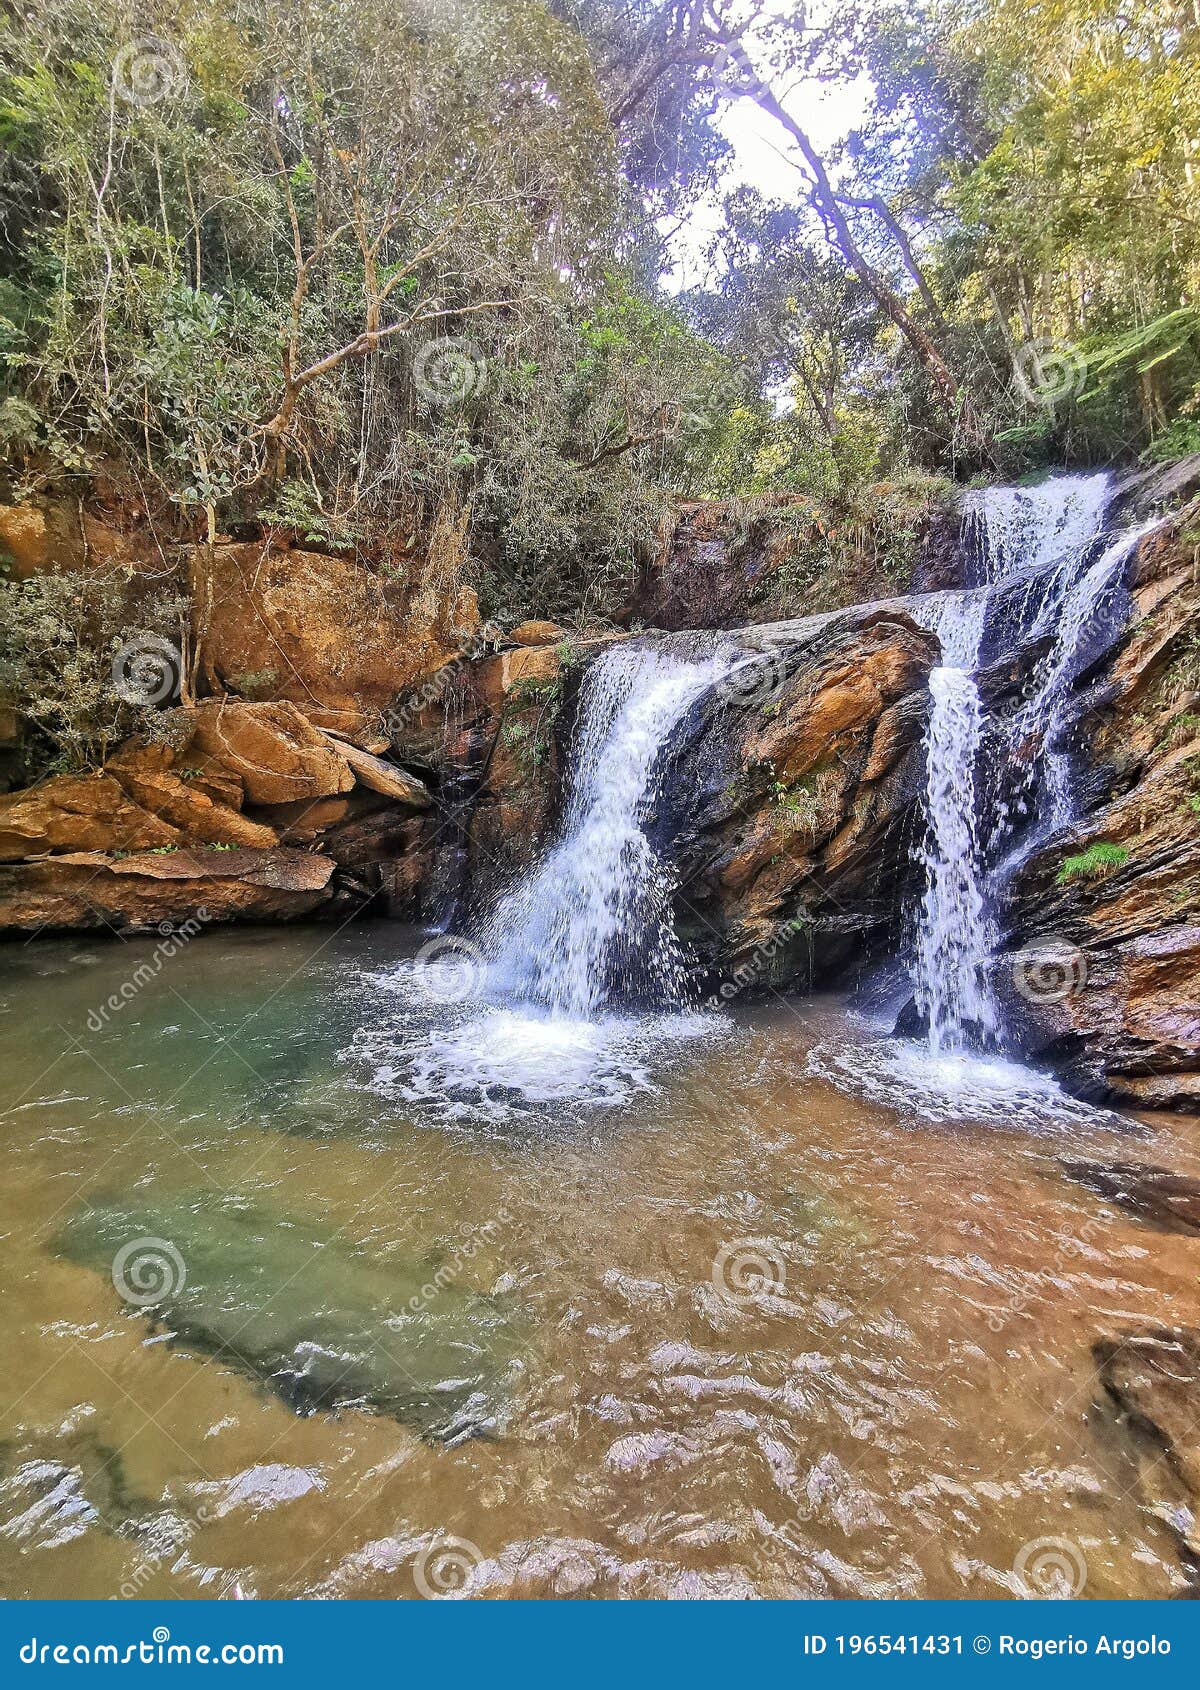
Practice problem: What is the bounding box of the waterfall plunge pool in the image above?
[2,920,1198,1600]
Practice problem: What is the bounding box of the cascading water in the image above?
[813,471,1156,1125]
[912,591,996,1054]
[365,644,734,1121]
[908,472,1155,1061]
[908,474,1115,1054]
[481,645,731,1017]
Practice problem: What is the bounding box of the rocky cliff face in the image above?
[3,467,1199,1110]
[999,501,1200,1105]
[661,610,937,993]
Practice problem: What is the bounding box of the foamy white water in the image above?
[806,1034,1122,1132]
[368,644,735,1120]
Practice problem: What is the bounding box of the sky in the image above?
[663,0,870,290]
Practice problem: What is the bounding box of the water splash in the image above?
[375,644,735,1122]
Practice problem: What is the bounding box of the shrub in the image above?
[0,571,189,776]
[1056,842,1131,885]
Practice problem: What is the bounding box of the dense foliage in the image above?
[0,0,1196,633]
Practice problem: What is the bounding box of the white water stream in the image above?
[374,646,734,1119]
[482,646,731,1017]
[909,473,1154,1057]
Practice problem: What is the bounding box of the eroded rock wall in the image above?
[1001,508,1200,1104]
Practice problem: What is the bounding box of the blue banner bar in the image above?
[0,1600,1193,1686]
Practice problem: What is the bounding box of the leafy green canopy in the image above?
[0,0,734,614]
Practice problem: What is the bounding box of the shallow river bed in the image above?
[1,923,1198,1600]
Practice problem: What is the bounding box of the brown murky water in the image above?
[1,923,1198,1600]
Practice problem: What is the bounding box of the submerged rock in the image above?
[57,1194,521,1442]
[1094,1327,1200,1569]
[1061,1160,1200,1236]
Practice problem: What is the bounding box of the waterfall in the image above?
[1019,517,1162,834]
[913,592,996,1053]
[482,644,731,1018]
[909,472,1151,1057]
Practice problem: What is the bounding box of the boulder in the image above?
[664,610,937,987]
[509,619,565,647]
[0,847,335,931]
[1061,1160,1200,1235]
[0,774,180,860]
[317,733,431,807]
[474,645,562,713]
[56,1191,521,1441]
[104,742,278,848]
[189,701,354,805]
[190,540,466,730]
[1094,1328,1200,1565]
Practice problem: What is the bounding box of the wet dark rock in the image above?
[663,609,938,991]
[1093,1327,1200,1569]
[1061,1160,1200,1234]
[57,1194,523,1443]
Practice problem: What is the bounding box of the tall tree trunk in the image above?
[835,192,949,334]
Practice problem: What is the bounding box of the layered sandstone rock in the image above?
[0,847,334,931]
[1002,511,1200,1105]
[663,610,938,987]
[189,700,355,805]
[0,699,435,931]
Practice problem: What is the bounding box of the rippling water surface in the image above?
[2,924,1198,1599]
